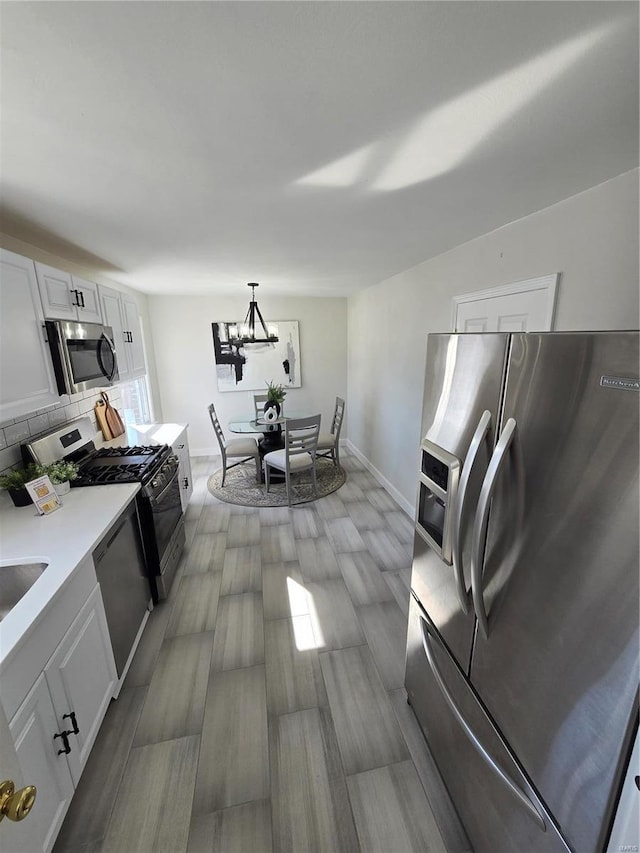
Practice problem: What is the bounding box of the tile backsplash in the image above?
[0,387,123,476]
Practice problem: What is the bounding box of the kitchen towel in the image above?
[95,392,125,440]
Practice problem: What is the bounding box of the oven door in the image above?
[149,468,183,563]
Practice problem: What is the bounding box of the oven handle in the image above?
[149,464,180,504]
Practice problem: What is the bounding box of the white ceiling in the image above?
[0,2,638,297]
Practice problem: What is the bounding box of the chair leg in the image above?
[221,454,227,487]
[334,442,340,468]
[265,464,270,493]
[311,464,318,498]
[286,469,292,507]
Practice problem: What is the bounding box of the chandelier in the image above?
[230,283,279,345]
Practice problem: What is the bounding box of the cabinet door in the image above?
[44,585,117,786]
[70,276,102,324]
[10,674,75,853]
[173,429,193,510]
[0,249,59,421]
[0,701,39,853]
[99,284,130,381]
[122,295,146,376]
[35,262,78,321]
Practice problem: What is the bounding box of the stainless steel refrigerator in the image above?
[404,332,639,853]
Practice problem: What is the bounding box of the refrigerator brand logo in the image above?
[600,375,639,391]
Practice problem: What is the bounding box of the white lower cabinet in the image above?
[44,584,117,784]
[173,427,193,510]
[9,675,74,853]
[8,584,117,853]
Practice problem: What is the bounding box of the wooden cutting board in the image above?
[95,400,112,441]
[102,392,125,438]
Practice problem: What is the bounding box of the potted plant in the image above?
[0,464,41,507]
[264,381,286,422]
[39,460,79,496]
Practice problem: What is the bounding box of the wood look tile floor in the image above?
[53,452,470,853]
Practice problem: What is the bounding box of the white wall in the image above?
[347,169,639,514]
[147,295,347,455]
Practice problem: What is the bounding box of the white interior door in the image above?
[453,274,559,332]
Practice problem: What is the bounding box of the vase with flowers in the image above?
[263,381,287,423]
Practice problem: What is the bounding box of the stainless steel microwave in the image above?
[45,319,119,395]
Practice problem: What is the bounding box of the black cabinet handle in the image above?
[182,477,189,489]
[54,730,71,755]
[79,291,85,308]
[63,712,80,735]
[70,288,80,307]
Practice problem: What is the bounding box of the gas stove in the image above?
[23,417,186,604]
[74,444,171,487]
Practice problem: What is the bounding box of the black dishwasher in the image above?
[92,499,150,677]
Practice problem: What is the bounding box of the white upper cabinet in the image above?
[98,285,146,382]
[35,262,102,324]
[0,249,59,420]
[99,284,128,381]
[70,275,102,324]
[121,294,146,376]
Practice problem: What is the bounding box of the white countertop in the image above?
[119,422,187,447]
[0,421,187,666]
[0,482,140,665]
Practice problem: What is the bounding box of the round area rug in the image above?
[208,458,346,507]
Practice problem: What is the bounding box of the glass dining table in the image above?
[228,413,305,452]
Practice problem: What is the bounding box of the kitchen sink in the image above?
[0,561,48,621]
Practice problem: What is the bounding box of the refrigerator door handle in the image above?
[418,610,546,831]
[451,410,491,613]
[470,417,517,638]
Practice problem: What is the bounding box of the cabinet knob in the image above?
[0,780,37,823]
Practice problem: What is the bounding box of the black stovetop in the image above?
[73,444,170,486]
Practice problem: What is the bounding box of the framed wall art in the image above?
[212,320,301,392]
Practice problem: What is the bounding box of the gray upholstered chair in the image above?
[263,414,321,506]
[208,403,261,486]
[316,397,345,467]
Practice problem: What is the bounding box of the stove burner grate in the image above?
[73,444,171,486]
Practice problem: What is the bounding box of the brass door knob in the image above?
[0,780,37,822]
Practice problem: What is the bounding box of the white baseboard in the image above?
[345,439,414,518]
[191,446,221,457]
